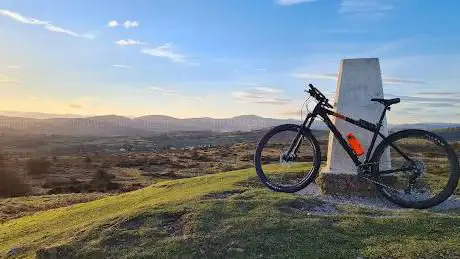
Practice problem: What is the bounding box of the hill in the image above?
[391,123,460,131]
[0,114,303,136]
[1,165,459,258]
[2,111,459,137]
[433,127,460,141]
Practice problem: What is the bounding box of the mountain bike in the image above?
[254,84,459,209]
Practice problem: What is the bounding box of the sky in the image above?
[0,0,459,124]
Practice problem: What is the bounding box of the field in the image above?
[0,130,329,196]
[1,165,459,258]
[1,129,459,258]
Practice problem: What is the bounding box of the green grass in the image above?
[1,165,459,258]
[0,193,109,223]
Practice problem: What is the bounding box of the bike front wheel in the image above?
[254,124,321,193]
[371,129,459,209]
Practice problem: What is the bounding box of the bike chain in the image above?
[356,162,401,193]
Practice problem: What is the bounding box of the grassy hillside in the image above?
[0,193,109,223]
[1,165,459,258]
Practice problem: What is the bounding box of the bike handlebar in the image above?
[305,84,333,109]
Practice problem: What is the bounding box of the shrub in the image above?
[91,169,119,192]
[25,158,52,176]
[84,157,92,163]
[0,169,31,197]
[93,169,115,182]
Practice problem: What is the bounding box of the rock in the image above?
[228,247,245,253]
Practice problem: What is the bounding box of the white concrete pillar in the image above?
[324,58,391,174]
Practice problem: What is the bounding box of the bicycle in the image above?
[254,84,459,209]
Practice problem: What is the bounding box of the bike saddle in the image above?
[371,98,400,106]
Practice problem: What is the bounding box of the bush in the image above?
[26,158,52,176]
[0,169,31,197]
[91,169,119,192]
[93,169,115,182]
[84,157,92,163]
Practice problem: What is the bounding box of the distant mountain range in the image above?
[0,111,458,137]
[0,114,304,136]
[390,123,460,131]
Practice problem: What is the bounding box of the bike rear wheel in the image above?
[371,129,459,209]
[254,124,321,193]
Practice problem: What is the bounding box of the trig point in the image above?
[316,58,391,196]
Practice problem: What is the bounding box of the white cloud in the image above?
[149,86,167,91]
[339,0,394,15]
[7,65,21,69]
[238,82,261,87]
[293,72,426,85]
[108,20,139,29]
[115,39,145,46]
[142,43,198,65]
[278,0,317,6]
[44,24,92,38]
[0,74,18,83]
[382,77,426,85]
[232,87,291,105]
[124,20,139,29]
[108,20,119,28]
[254,87,284,93]
[255,68,267,72]
[112,64,130,68]
[0,9,48,25]
[150,86,179,96]
[292,73,338,80]
[182,96,203,100]
[142,43,185,62]
[149,86,201,99]
[0,9,93,38]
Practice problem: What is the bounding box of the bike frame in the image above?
[286,103,414,175]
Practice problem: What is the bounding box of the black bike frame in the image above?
[286,103,413,174]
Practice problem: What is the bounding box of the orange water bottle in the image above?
[346,133,365,156]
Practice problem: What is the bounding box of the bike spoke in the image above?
[374,132,455,207]
[259,128,317,189]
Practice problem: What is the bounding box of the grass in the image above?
[0,193,109,223]
[1,165,459,258]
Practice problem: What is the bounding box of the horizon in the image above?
[1,1,460,123]
[1,110,460,128]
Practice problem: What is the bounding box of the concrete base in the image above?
[316,172,377,197]
[316,170,399,197]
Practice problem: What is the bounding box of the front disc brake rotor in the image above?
[279,151,294,167]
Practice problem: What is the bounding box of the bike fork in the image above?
[287,115,315,157]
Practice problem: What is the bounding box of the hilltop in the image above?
[0,114,303,136]
[1,165,459,258]
[1,111,459,137]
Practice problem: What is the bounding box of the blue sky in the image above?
[0,0,459,123]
